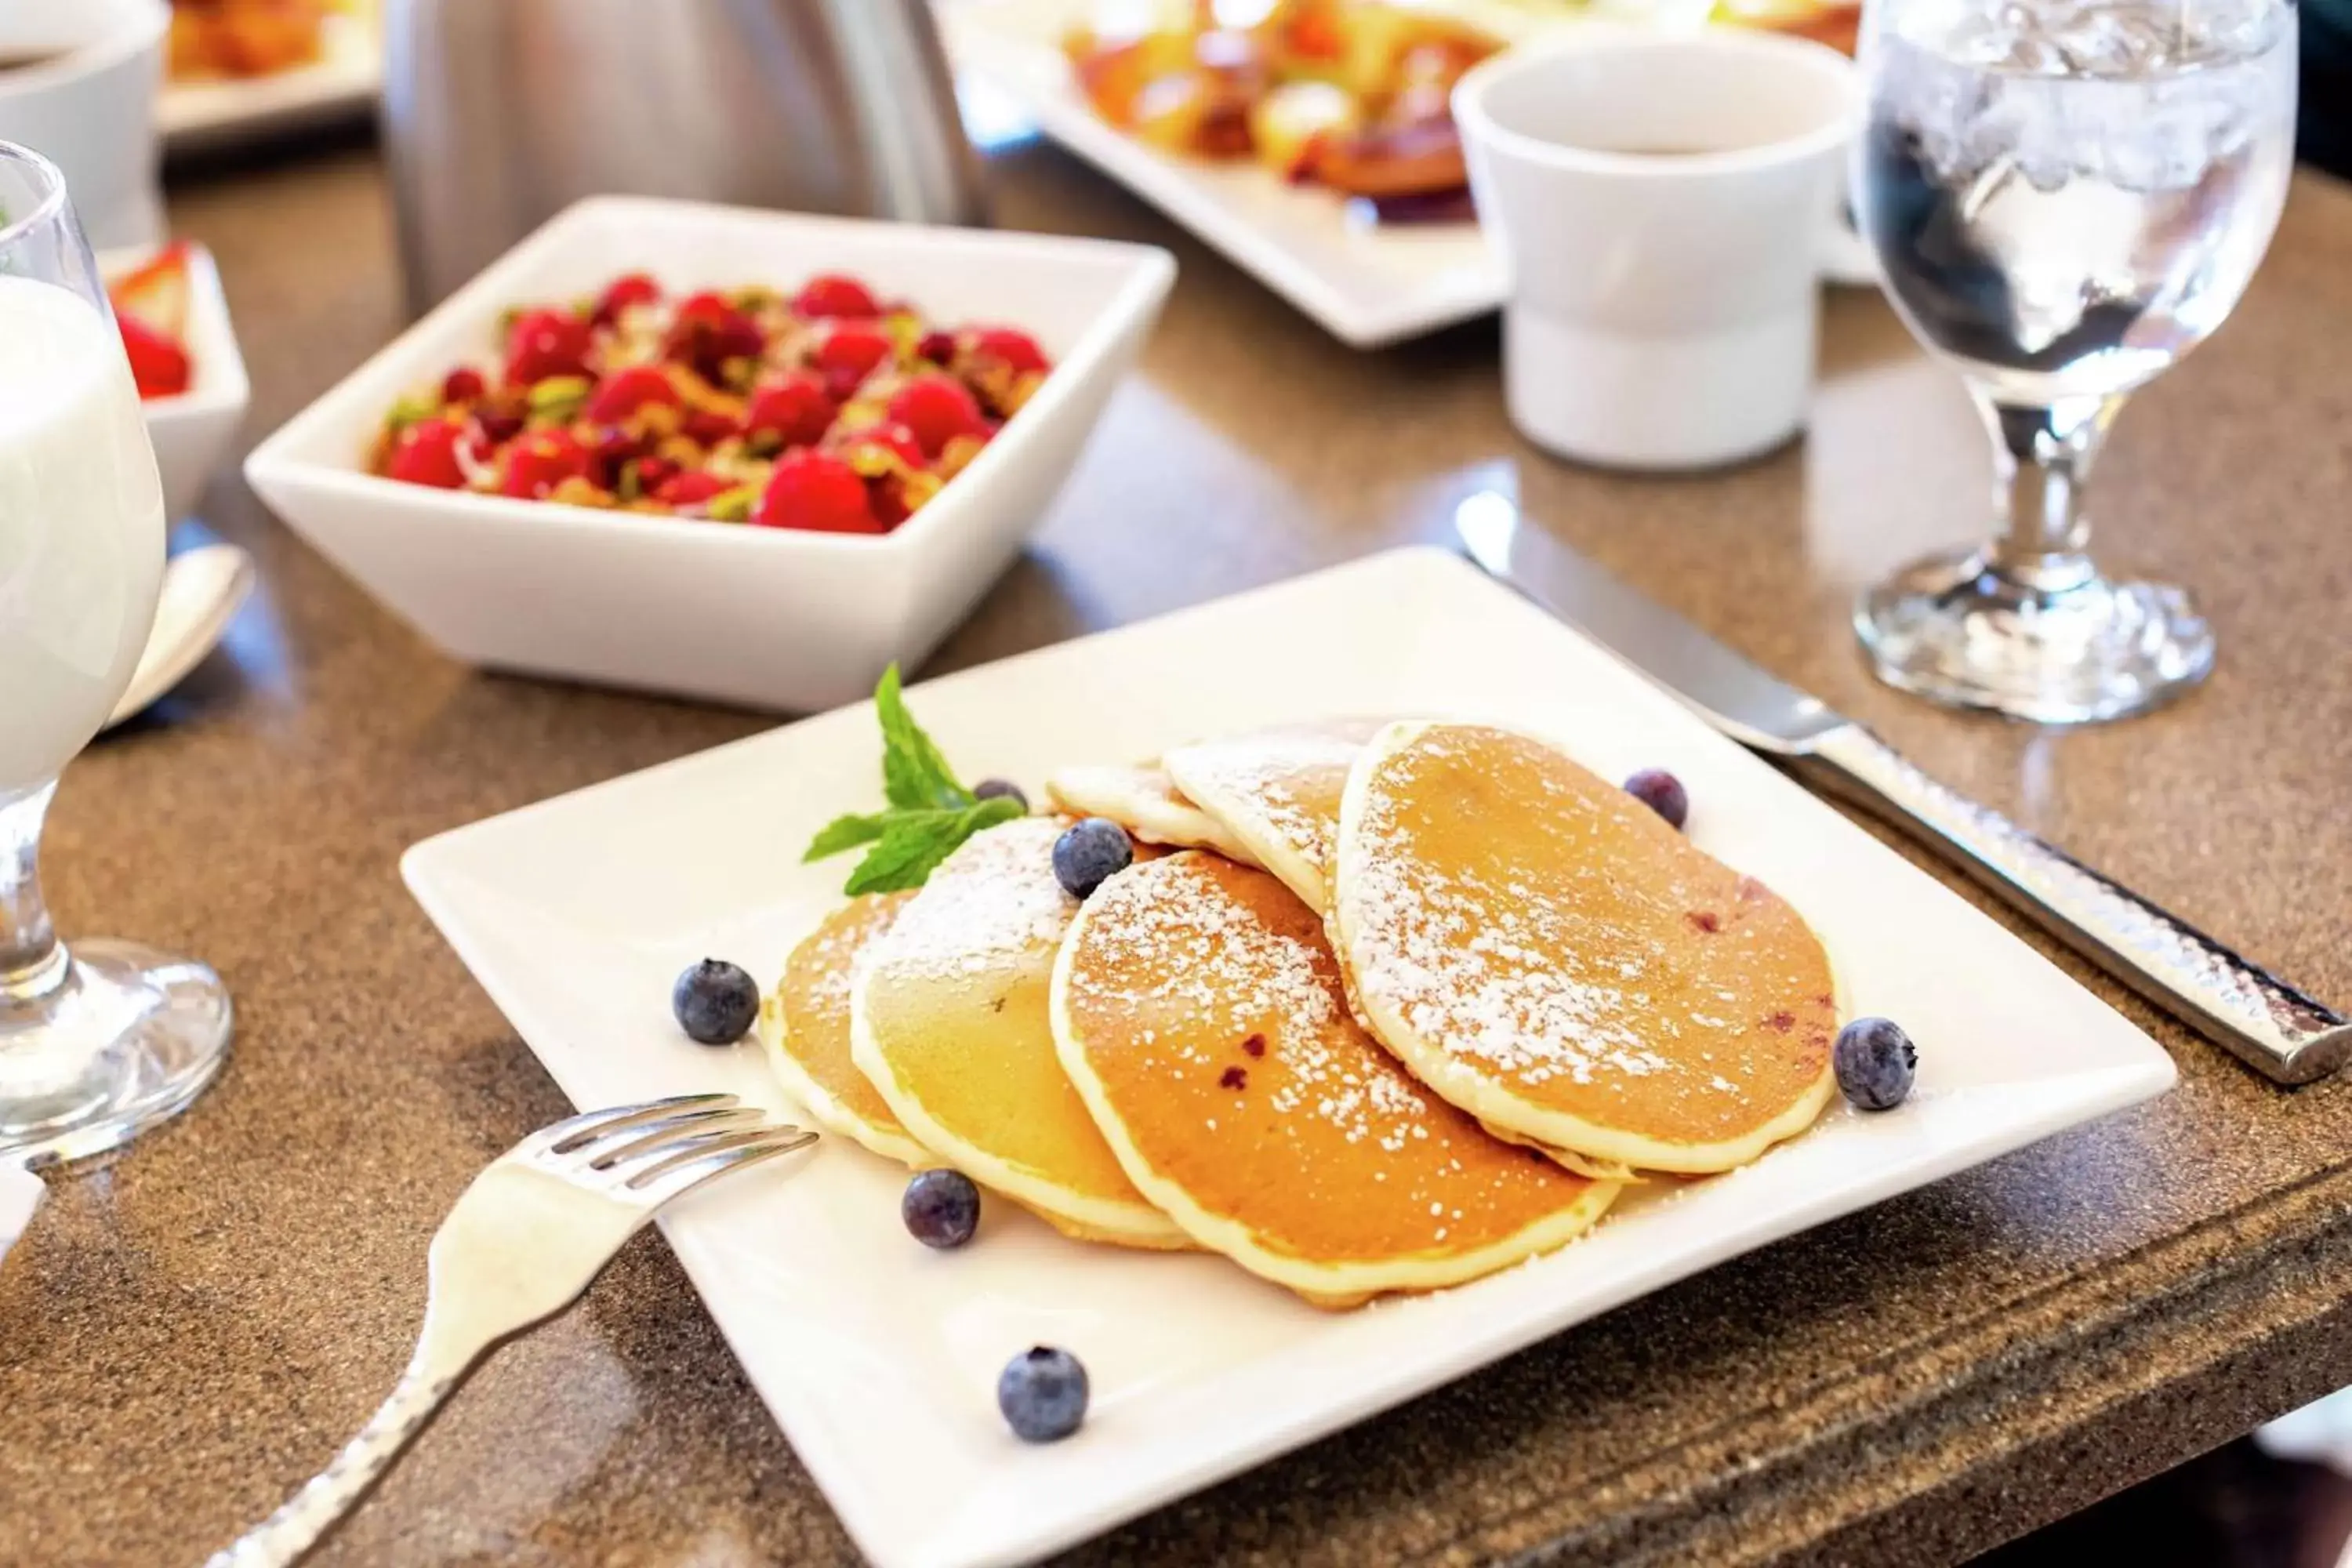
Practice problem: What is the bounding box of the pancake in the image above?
[1053,852,1618,1306]
[1333,721,1838,1175]
[1044,763,1260,866]
[850,816,1189,1249]
[758,893,935,1168]
[1160,718,1388,911]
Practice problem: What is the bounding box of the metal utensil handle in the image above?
[1802,725,2352,1085]
[204,1353,465,1568]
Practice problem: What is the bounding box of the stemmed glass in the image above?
[0,143,231,1165]
[1851,0,2297,722]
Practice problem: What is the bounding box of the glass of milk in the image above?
[0,141,230,1166]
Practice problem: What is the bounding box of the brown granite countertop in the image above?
[5,140,2352,1568]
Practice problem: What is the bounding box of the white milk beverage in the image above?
[0,274,165,793]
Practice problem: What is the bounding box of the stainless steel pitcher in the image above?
[382,0,988,315]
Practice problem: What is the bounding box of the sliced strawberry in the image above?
[791,273,883,321]
[584,364,682,423]
[504,308,594,387]
[742,371,837,449]
[501,430,591,499]
[386,419,467,488]
[118,313,191,400]
[885,374,985,459]
[754,449,884,533]
[652,469,735,508]
[108,240,193,342]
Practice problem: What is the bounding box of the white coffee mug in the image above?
[1454,29,1861,471]
[0,0,168,251]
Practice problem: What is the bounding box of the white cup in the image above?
[1454,29,1861,471]
[0,0,168,251]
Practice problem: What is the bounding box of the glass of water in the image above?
[1853,0,2297,723]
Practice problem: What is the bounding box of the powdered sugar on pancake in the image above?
[1345,728,1675,1087]
[865,816,1074,983]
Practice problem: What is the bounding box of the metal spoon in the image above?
[104,543,256,731]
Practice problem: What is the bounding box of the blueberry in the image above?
[672,958,759,1045]
[973,777,1029,812]
[1623,768,1689,830]
[902,1168,981,1249]
[1052,817,1132,899]
[1834,1016,1916,1111]
[998,1345,1088,1442]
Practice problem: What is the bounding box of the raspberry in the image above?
[915,329,956,365]
[501,430,590,499]
[593,272,661,328]
[742,371,836,449]
[754,449,884,533]
[813,324,894,390]
[664,290,764,379]
[387,419,466,488]
[503,307,593,386]
[652,469,735,508]
[473,407,525,448]
[790,273,882,321]
[968,327,1048,374]
[584,364,681,423]
[440,366,487,405]
[884,374,985,459]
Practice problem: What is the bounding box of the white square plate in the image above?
[941,0,1553,348]
[403,548,2175,1568]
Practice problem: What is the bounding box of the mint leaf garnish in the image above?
[802,811,891,862]
[804,667,1022,895]
[840,797,1023,895]
[876,663,970,812]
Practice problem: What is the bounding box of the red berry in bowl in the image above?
[814,324,894,388]
[837,423,926,470]
[742,370,836,449]
[681,408,739,447]
[790,273,882,321]
[387,419,467,488]
[885,374,985,459]
[652,469,735,508]
[584,364,682,423]
[593,271,661,327]
[754,449,885,534]
[118,314,191,399]
[632,455,679,494]
[665,290,764,377]
[441,366,488,405]
[504,307,593,387]
[915,329,956,366]
[502,430,591,499]
[969,326,1048,374]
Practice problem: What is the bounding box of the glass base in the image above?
[0,938,233,1167]
[1856,545,2214,724]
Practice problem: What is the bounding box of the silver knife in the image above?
[1455,490,2351,1086]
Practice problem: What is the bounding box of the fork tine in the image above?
[610,1123,796,1185]
[626,1126,820,1204]
[621,1123,814,1194]
[525,1094,739,1157]
[580,1105,771,1170]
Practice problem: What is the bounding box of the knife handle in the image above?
[1796,724,2352,1085]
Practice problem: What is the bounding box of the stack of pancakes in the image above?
[762,720,1838,1308]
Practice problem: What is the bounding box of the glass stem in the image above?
[1980,390,2126,597]
[0,782,68,1009]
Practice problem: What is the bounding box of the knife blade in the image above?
[1454,489,2351,1086]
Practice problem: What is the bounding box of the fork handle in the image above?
[205,1353,466,1568]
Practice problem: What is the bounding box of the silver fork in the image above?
[206,1094,816,1568]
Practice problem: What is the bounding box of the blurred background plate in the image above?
[158,0,379,156]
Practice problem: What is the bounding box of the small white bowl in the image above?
[103,242,252,522]
[245,197,1176,713]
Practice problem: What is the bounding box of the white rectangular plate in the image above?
[403,547,2176,1568]
[940,0,1550,348]
[159,0,379,154]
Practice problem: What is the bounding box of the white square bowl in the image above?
[103,242,250,522]
[243,197,1176,713]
